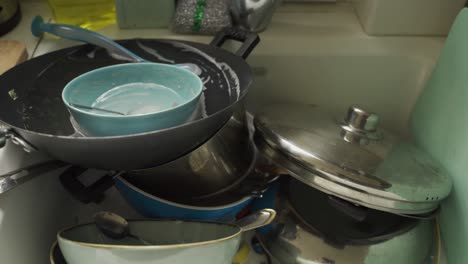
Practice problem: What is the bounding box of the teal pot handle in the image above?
[31,16,200,73]
[31,16,144,62]
[236,209,276,232]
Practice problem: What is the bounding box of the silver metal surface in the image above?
[0,0,18,24]
[236,209,276,232]
[267,212,435,264]
[9,133,37,153]
[0,127,7,149]
[231,0,282,32]
[340,106,382,144]
[125,106,256,200]
[0,127,36,153]
[254,104,452,214]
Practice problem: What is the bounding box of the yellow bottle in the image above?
[47,0,116,30]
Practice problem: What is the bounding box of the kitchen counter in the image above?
[4,1,445,59]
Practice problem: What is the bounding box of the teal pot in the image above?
[57,209,276,264]
[59,165,264,222]
[62,63,203,136]
[114,175,255,222]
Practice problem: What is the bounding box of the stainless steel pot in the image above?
[260,179,437,264]
[124,105,256,200]
[267,213,436,264]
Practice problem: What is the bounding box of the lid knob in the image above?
[341,106,380,144]
[344,106,380,132]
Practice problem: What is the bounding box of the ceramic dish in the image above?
[50,219,441,264]
[50,241,66,264]
[62,63,203,136]
[56,209,275,264]
[50,241,257,264]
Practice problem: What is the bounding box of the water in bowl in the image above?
[91,82,184,115]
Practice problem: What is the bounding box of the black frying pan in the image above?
[287,178,418,247]
[0,29,259,170]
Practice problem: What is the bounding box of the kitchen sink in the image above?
[0,2,446,263]
[0,53,441,264]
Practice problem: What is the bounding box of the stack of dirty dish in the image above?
[32,19,270,225]
[31,16,203,136]
[18,16,280,264]
[0,16,259,173]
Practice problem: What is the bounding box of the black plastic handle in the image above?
[328,196,368,222]
[59,166,116,204]
[210,28,260,59]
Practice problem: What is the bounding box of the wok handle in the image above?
[327,195,368,222]
[210,28,260,59]
[0,160,68,195]
[59,166,116,204]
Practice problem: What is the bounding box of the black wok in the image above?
[0,29,259,170]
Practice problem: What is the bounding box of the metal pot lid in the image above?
[253,104,452,215]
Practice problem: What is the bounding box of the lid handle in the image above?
[341,106,381,144]
[344,106,380,132]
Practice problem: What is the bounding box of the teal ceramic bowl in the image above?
[62,63,203,136]
[58,221,240,264]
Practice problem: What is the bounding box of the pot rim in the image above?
[57,219,243,250]
[49,241,58,264]
[115,175,253,210]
